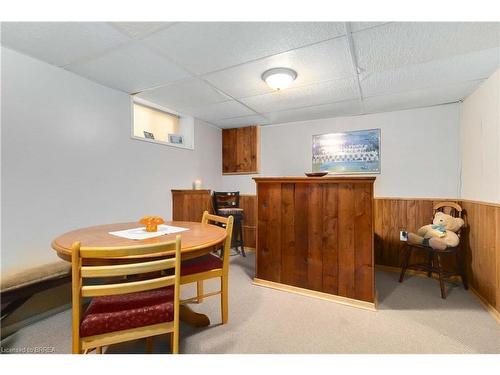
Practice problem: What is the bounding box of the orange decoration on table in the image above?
[139,216,165,232]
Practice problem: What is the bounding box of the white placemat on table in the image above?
[109,224,189,240]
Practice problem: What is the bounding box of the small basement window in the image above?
[131,99,194,149]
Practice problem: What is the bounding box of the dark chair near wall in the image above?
[212,191,245,257]
[399,201,468,299]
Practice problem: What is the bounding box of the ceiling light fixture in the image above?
[261,67,297,91]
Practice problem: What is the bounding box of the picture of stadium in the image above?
[312,129,380,174]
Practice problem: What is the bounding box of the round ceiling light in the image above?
[261,67,297,90]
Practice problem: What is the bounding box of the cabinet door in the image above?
[236,126,258,173]
[222,128,238,173]
[223,126,259,174]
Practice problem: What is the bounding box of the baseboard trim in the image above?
[252,278,376,312]
[469,287,500,324]
[243,247,255,253]
[376,264,500,324]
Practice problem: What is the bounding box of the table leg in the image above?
[179,305,210,327]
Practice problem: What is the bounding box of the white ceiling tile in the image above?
[215,115,271,129]
[143,22,346,74]
[108,22,175,39]
[135,78,231,112]
[363,80,484,114]
[67,43,191,93]
[264,99,364,124]
[2,22,497,125]
[240,78,359,114]
[354,22,500,73]
[190,100,256,122]
[349,22,390,32]
[204,37,354,99]
[0,22,131,66]
[361,47,500,97]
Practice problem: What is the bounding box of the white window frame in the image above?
[130,96,195,150]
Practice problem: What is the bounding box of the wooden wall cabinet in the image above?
[171,190,212,222]
[253,176,375,307]
[222,126,259,174]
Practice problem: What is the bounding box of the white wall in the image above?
[459,69,500,204]
[223,104,461,198]
[1,47,222,274]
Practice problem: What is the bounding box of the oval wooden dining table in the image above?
[52,221,227,328]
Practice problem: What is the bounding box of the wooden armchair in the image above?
[71,236,181,354]
[399,202,468,299]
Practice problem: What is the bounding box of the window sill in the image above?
[131,136,193,150]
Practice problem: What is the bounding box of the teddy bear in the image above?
[407,211,465,250]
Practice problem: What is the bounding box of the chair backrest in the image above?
[212,191,240,213]
[432,201,464,237]
[71,236,181,352]
[432,201,463,219]
[201,211,234,271]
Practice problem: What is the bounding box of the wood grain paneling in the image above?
[254,177,375,303]
[256,183,282,282]
[222,129,237,173]
[354,183,374,302]
[307,183,323,291]
[374,197,499,319]
[338,183,356,299]
[280,183,298,286]
[171,190,212,222]
[174,190,499,317]
[240,195,257,249]
[374,198,459,269]
[222,126,259,174]
[461,200,500,314]
[322,184,339,295]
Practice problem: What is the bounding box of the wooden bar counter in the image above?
[253,176,376,310]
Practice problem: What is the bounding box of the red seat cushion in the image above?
[181,254,223,276]
[80,287,174,338]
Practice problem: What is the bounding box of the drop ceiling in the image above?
[1,22,499,128]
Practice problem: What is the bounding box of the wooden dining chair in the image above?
[71,236,181,354]
[399,201,468,299]
[212,191,245,256]
[180,211,233,324]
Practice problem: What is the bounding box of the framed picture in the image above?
[168,134,184,145]
[143,131,155,139]
[312,129,381,174]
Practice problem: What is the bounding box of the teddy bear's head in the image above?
[433,211,465,232]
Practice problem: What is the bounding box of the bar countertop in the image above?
[253,176,376,183]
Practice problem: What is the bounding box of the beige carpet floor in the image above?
[2,252,499,354]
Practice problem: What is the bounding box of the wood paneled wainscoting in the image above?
[373,198,461,269]
[171,191,499,320]
[236,195,500,321]
[171,190,213,222]
[460,200,500,321]
[374,197,500,322]
[240,195,257,249]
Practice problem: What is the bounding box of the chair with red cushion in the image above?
[180,211,233,324]
[71,236,182,354]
